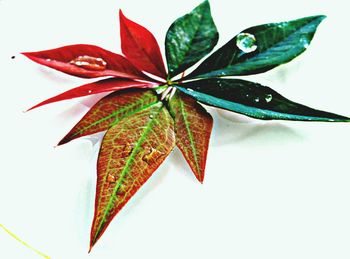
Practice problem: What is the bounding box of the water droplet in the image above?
[187,88,194,92]
[122,144,134,157]
[265,94,273,103]
[254,97,260,103]
[236,33,258,53]
[88,90,92,93]
[149,114,154,119]
[46,59,51,62]
[300,37,310,48]
[142,147,164,165]
[70,55,107,71]
[277,22,288,28]
[107,174,116,183]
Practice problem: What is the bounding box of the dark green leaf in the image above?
[165,0,218,78]
[177,79,350,122]
[185,15,326,79]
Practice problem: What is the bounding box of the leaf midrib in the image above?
[178,87,349,122]
[123,20,162,74]
[195,17,319,78]
[72,95,158,137]
[169,9,207,75]
[178,98,202,177]
[93,103,163,241]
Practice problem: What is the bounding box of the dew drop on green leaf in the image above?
[236,33,258,53]
[265,94,273,103]
[299,36,310,48]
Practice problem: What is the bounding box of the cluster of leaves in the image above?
[23,0,349,251]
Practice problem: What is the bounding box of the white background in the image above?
[1,0,350,258]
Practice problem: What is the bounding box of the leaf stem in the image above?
[154,85,168,94]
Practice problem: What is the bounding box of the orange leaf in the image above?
[90,102,175,249]
[59,89,159,145]
[169,91,213,183]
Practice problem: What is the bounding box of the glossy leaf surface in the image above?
[168,91,213,183]
[165,0,218,78]
[186,15,325,79]
[59,89,159,145]
[27,78,157,111]
[90,103,175,249]
[22,2,350,253]
[22,44,148,79]
[120,10,167,79]
[178,79,350,121]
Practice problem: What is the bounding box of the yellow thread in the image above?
[0,224,51,259]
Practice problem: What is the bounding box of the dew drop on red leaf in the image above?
[70,55,107,71]
[123,144,134,156]
[107,174,116,183]
[142,147,164,165]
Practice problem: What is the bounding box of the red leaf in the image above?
[27,78,158,111]
[22,44,149,80]
[120,10,167,79]
[58,89,159,145]
[169,91,213,183]
[89,103,175,250]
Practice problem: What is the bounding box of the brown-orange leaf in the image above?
[89,102,175,249]
[58,89,159,145]
[169,91,213,183]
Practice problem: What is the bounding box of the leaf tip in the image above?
[196,172,205,184]
[199,0,211,10]
[25,106,36,112]
[88,239,95,253]
[21,52,32,60]
[119,9,127,21]
[26,103,41,112]
[57,138,68,146]
[313,14,327,24]
[56,142,63,147]
[21,52,36,60]
[89,231,102,253]
[119,8,123,16]
[313,15,327,26]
